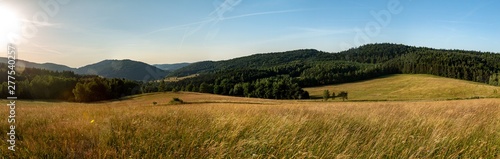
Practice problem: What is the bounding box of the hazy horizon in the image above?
[1,0,499,68]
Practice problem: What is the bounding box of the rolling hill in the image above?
[170,43,500,80]
[169,49,328,77]
[153,62,190,71]
[160,43,500,100]
[305,74,500,101]
[76,59,169,81]
[0,57,76,72]
[0,58,170,81]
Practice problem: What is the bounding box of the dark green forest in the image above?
[2,43,500,102]
[155,43,500,98]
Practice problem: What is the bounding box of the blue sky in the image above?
[1,0,499,67]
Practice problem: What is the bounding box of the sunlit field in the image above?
[305,74,500,101]
[1,92,499,158]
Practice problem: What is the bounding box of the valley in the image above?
[2,0,499,158]
[0,74,499,158]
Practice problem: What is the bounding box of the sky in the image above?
[0,0,499,68]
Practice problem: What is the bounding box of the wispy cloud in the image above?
[221,9,307,20]
[251,27,355,45]
[144,19,213,35]
[20,18,62,28]
[146,9,307,35]
[434,20,484,25]
[209,0,243,23]
[30,42,63,55]
[145,0,241,36]
[144,3,311,51]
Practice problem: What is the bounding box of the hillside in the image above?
[169,49,328,77]
[3,43,500,100]
[305,74,500,101]
[0,57,76,72]
[153,62,190,71]
[160,43,500,100]
[0,57,170,81]
[76,59,169,81]
[168,44,413,77]
[170,44,500,83]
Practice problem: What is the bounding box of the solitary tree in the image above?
[322,90,330,101]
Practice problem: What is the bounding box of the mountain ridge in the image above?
[153,62,191,71]
[2,43,500,82]
[0,58,179,81]
[74,59,170,81]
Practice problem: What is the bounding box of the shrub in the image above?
[322,90,330,101]
[169,97,184,104]
[172,88,179,93]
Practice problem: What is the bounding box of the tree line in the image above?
[0,63,141,102]
[141,71,310,99]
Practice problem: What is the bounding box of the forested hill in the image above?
[169,43,417,77]
[0,58,170,81]
[170,43,500,85]
[169,49,328,77]
[153,63,191,71]
[76,59,169,81]
[158,43,500,99]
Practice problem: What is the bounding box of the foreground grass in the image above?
[305,74,500,101]
[0,92,499,158]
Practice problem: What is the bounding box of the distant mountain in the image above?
[76,59,169,81]
[0,57,76,72]
[0,58,169,81]
[153,62,190,71]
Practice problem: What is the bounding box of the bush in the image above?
[322,90,330,101]
[172,88,179,93]
[169,97,184,104]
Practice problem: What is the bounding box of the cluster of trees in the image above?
[322,90,348,101]
[488,73,500,86]
[296,62,394,87]
[142,74,309,99]
[0,63,141,102]
[386,49,500,84]
[73,77,140,102]
[0,64,80,100]
[229,76,309,99]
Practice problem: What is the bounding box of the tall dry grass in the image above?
[0,95,499,158]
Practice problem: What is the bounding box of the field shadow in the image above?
[157,100,275,106]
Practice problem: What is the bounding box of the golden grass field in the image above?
[0,75,499,158]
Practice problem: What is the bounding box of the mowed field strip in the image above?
[0,74,499,158]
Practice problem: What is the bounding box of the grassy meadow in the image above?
[305,74,500,101]
[0,89,499,158]
[0,75,499,158]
